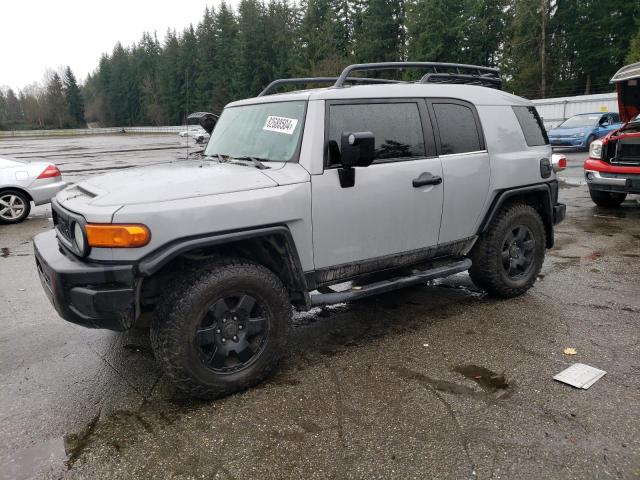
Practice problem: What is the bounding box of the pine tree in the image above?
[195,7,218,111]
[407,0,466,65]
[299,0,349,73]
[0,91,7,127]
[45,72,68,128]
[63,66,85,127]
[353,0,404,63]
[211,2,240,111]
[627,24,640,63]
[461,0,508,66]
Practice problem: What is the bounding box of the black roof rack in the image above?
[258,62,502,97]
[334,62,502,89]
[258,76,404,96]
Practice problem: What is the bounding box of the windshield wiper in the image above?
[204,154,270,169]
[230,156,270,170]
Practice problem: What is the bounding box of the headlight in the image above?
[571,132,585,138]
[73,222,87,254]
[589,140,603,159]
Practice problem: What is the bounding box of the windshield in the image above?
[205,101,306,162]
[558,114,600,128]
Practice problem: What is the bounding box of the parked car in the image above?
[179,126,209,144]
[34,62,566,399]
[0,158,66,224]
[585,61,640,207]
[547,112,624,150]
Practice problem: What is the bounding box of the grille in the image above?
[52,203,73,243]
[614,142,640,165]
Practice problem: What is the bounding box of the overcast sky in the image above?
[0,0,241,91]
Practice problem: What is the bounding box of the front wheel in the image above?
[584,135,596,152]
[588,187,626,207]
[151,258,291,399]
[469,204,546,298]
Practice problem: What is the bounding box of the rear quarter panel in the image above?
[476,105,554,224]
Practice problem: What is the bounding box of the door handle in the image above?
[412,172,442,187]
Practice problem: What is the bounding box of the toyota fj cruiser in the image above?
[34,62,566,399]
[585,61,640,206]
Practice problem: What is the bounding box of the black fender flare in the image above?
[478,182,557,248]
[136,225,308,292]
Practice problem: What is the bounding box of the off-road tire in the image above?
[0,189,31,224]
[469,203,545,298]
[150,257,291,399]
[588,187,626,208]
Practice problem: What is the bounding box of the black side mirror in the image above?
[340,131,375,167]
[187,111,219,134]
[337,131,375,188]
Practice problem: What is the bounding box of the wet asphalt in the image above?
[0,136,639,480]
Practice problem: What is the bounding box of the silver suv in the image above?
[34,62,566,399]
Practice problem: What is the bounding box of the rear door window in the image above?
[431,102,484,154]
[512,106,549,146]
[327,102,431,165]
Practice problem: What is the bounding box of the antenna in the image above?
[185,69,189,159]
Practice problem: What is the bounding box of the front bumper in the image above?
[549,137,586,148]
[34,230,137,331]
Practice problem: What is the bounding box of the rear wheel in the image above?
[469,203,546,298]
[0,190,31,224]
[150,258,291,399]
[588,187,626,207]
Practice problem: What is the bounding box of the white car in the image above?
[0,157,67,224]
[178,127,209,144]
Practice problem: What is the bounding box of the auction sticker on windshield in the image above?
[263,116,298,135]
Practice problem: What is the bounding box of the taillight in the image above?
[551,154,567,172]
[37,165,61,179]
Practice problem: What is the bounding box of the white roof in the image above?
[227,83,532,108]
[611,62,640,83]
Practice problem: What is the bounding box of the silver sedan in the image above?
[0,157,67,224]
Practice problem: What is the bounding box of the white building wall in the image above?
[532,93,618,130]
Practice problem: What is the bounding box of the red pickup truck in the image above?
[584,62,640,207]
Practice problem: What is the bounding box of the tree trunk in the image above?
[585,74,591,95]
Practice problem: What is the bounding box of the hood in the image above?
[66,160,279,207]
[612,62,640,122]
[548,126,591,136]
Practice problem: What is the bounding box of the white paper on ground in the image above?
[553,363,606,389]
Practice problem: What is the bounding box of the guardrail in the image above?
[0,125,186,138]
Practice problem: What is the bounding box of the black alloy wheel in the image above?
[501,225,535,279]
[195,293,268,373]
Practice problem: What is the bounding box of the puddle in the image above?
[394,364,512,399]
[64,410,101,466]
[453,365,509,392]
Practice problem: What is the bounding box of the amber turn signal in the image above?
[85,224,151,248]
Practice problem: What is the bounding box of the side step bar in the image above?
[309,258,472,307]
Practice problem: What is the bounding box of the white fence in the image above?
[0,125,185,138]
[532,93,618,130]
